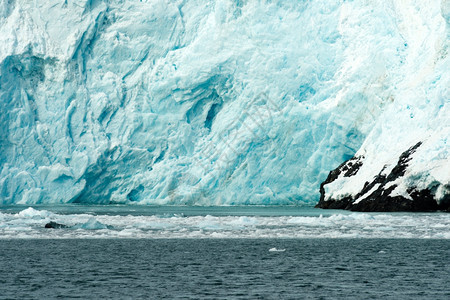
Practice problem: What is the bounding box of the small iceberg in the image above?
[269,248,286,252]
[74,218,110,230]
[17,207,54,219]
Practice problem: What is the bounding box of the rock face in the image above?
[44,221,68,229]
[317,142,450,212]
[316,0,449,212]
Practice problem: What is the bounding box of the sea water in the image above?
[0,206,449,299]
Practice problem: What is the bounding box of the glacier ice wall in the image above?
[0,0,448,205]
[321,0,450,208]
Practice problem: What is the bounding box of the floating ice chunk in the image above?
[269,248,286,252]
[16,207,54,219]
[229,216,258,226]
[74,218,109,230]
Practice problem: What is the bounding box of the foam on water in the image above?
[0,207,448,239]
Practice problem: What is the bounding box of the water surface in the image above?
[0,239,448,299]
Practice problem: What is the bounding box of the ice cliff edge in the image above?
[0,0,448,208]
[317,0,450,211]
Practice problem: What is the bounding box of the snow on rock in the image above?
[317,142,449,211]
[0,0,448,207]
[317,0,450,211]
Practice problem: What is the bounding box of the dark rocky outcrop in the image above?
[45,221,68,229]
[317,155,364,210]
[316,142,450,212]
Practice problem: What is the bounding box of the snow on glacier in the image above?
[0,0,448,205]
[324,0,450,204]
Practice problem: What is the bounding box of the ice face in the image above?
[0,0,448,205]
[322,1,450,206]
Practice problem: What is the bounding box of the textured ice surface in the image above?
[0,207,449,239]
[323,0,450,205]
[0,0,448,205]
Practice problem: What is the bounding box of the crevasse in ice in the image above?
[0,0,448,205]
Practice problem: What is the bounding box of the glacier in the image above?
[0,0,448,206]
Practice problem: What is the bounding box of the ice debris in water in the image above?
[73,218,109,230]
[0,208,450,239]
[17,207,55,219]
[269,248,286,252]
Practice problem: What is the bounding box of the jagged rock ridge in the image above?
[317,142,450,211]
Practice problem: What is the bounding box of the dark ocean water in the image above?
[0,238,449,299]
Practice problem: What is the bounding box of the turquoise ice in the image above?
[0,0,448,205]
